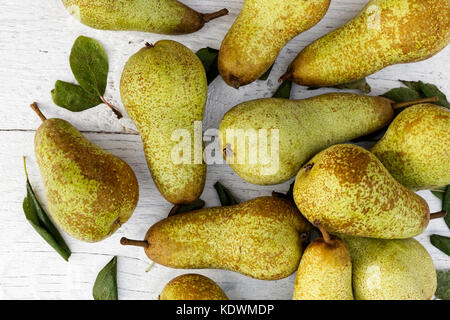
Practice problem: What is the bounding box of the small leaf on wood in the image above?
[308,78,371,93]
[214,182,239,206]
[430,234,450,256]
[259,64,274,81]
[196,47,219,85]
[52,80,102,112]
[436,270,450,300]
[93,257,118,300]
[273,80,292,99]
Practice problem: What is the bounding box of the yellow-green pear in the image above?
[31,103,139,242]
[293,223,353,300]
[121,40,207,205]
[372,104,450,190]
[294,144,430,239]
[62,0,228,35]
[341,235,437,300]
[219,0,330,88]
[159,274,228,300]
[282,0,450,87]
[121,196,311,280]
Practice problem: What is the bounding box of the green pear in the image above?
[282,0,450,87]
[218,0,330,88]
[341,235,437,300]
[121,40,207,205]
[293,223,353,300]
[219,93,396,185]
[121,196,311,280]
[31,103,139,242]
[159,274,228,300]
[61,0,228,35]
[293,144,430,239]
[372,104,450,190]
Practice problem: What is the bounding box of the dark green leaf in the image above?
[444,187,450,230]
[52,80,102,112]
[214,182,239,206]
[436,270,450,300]
[93,257,118,300]
[399,80,423,92]
[273,80,292,99]
[169,199,206,217]
[417,82,450,109]
[196,47,219,85]
[22,158,71,261]
[70,36,108,96]
[431,187,446,201]
[259,64,274,81]
[430,234,450,256]
[308,78,371,93]
[381,87,422,102]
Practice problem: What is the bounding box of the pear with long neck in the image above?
[61,0,228,35]
[121,196,311,280]
[282,0,450,87]
[31,103,139,242]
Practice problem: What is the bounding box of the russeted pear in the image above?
[293,223,353,300]
[282,0,450,87]
[341,235,437,300]
[121,40,207,205]
[61,0,228,35]
[218,0,330,88]
[372,104,450,190]
[31,103,139,242]
[293,144,430,239]
[159,274,228,300]
[121,196,311,280]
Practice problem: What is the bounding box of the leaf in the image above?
[93,257,118,300]
[444,186,450,230]
[381,87,422,102]
[22,158,71,261]
[431,187,446,201]
[430,234,450,256]
[308,78,371,93]
[70,36,108,97]
[168,199,206,217]
[52,80,102,112]
[273,80,292,99]
[417,82,450,109]
[436,270,450,300]
[259,64,274,81]
[214,182,239,206]
[196,47,219,85]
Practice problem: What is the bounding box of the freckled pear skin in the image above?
[293,144,430,239]
[159,274,228,300]
[61,0,228,35]
[34,118,139,243]
[122,197,311,280]
[372,104,450,190]
[219,93,394,185]
[284,0,450,87]
[218,0,330,88]
[120,40,207,205]
[341,236,437,300]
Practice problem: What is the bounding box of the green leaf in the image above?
[52,80,102,112]
[308,78,371,93]
[93,257,118,300]
[70,36,108,97]
[196,47,219,85]
[22,158,71,261]
[436,270,450,300]
[417,82,450,109]
[214,182,239,206]
[259,64,274,81]
[381,87,422,102]
[168,199,206,216]
[431,187,446,201]
[444,187,450,230]
[430,234,450,256]
[273,80,292,99]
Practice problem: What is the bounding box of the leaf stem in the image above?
[23,156,29,180]
[120,237,149,248]
[202,8,229,23]
[391,96,439,109]
[100,96,123,119]
[30,102,47,122]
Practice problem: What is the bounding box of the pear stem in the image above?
[168,205,180,217]
[313,220,334,246]
[202,8,229,23]
[120,237,149,248]
[30,102,47,122]
[279,71,292,83]
[100,96,123,119]
[430,211,447,220]
[391,96,439,110]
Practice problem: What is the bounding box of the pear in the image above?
[218,0,330,88]
[61,0,228,35]
[159,274,228,300]
[282,0,450,87]
[121,196,311,280]
[31,103,139,242]
[293,144,430,239]
[121,40,207,205]
[341,235,437,300]
[372,104,450,190]
[293,222,353,300]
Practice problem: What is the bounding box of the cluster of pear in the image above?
[30,0,450,299]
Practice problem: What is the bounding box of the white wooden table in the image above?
[0,0,448,300]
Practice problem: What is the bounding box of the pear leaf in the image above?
[168,199,206,217]
[444,187,450,230]
[308,78,371,93]
[52,80,102,112]
[382,87,422,102]
[417,82,450,109]
[436,270,450,300]
[259,64,274,81]
[430,234,450,256]
[214,182,239,206]
[93,257,118,300]
[273,80,292,99]
[431,187,446,201]
[196,47,219,85]
[22,158,71,261]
